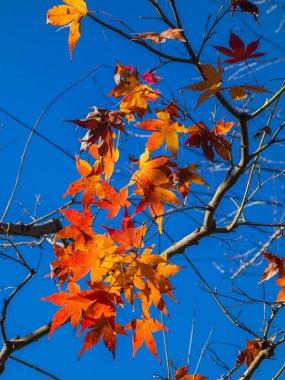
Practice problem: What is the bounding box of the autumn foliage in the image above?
[35,0,285,378]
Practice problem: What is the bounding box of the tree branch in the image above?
[0,323,51,375]
[0,219,62,238]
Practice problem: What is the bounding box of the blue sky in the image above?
[1,1,285,379]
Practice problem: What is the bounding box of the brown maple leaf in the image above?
[185,119,235,162]
[133,28,186,43]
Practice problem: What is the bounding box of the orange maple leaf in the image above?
[136,109,187,158]
[64,157,104,209]
[78,316,127,359]
[237,339,266,367]
[130,149,181,232]
[103,207,146,254]
[94,180,130,219]
[47,0,88,59]
[134,183,181,233]
[185,59,225,108]
[42,282,87,336]
[229,84,270,101]
[259,252,285,301]
[171,366,208,380]
[109,62,159,121]
[125,318,168,361]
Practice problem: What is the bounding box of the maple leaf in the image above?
[134,183,181,233]
[185,119,234,162]
[125,318,168,361]
[231,0,259,18]
[109,62,160,121]
[136,110,187,158]
[229,84,270,101]
[47,0,88,59]
[67,107,125,152]
[58,233,117,282]
[78,316,127,359]
[215,32,266,64]
[142,71,162,84]
[129,149,181,232]
[170,366,208,380]
[64,157,104,209]
[171,164,207,200]
[94,180,130,219]
[236,339,273,367]
[259,252,285,301]
[133,28,186,44]
[185,59,225,108]
[129,148,174,189]
[42,283,88,336]
[103,207,146,254]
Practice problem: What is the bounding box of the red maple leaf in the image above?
[215,32,266,64]
[185,119,235,162]
[231,0,259,18]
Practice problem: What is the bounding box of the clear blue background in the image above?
[1,1,285,379]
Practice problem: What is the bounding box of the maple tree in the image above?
[1,1,285,379]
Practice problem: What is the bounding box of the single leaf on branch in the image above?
[125,318,168,361]
[236,339,273,367]
[78,315,127,359]
[230,0,259,18]
[47,0,88,58]
[229,84,270,101]
[64,157,104,209]
[184,59,225,108]
[215,31,266,64]
[133,28,186,44]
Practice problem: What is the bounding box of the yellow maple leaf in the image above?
[185,59,225,108]
[47,0,88,59]
[136,110,187,158]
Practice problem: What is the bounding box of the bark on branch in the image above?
[0,219,62,238]
[0,323,51,375]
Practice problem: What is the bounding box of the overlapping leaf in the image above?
[136,109,187,158]
[185,119,235,162]
[109,62,159,121]
[259,252,285,301]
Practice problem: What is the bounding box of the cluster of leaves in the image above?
[45,0,271,372]
[43,61,211,360]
